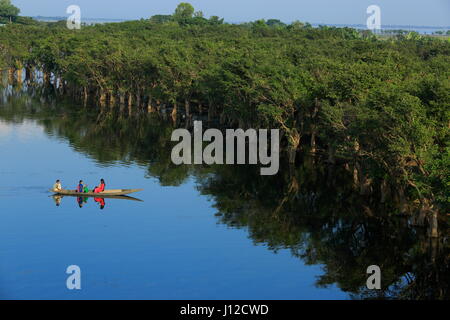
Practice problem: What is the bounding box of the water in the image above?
[314,24,450,35]
[0,92,348,300]
[0,87,447,300]
[32,17,449,35]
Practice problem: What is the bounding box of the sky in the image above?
[13,0,450,26]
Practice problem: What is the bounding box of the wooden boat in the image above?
[52,195,144,202]
[51,188,143,197]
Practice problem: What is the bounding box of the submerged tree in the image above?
[0,3,448,214]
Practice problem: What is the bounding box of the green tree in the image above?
[208,16,224,25]
[149,14,172,24]
[0,0,20,23]
[266,19,285,27]
[173,2,195,21]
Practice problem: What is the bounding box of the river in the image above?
[0,81,447,299]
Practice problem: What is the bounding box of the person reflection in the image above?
[52,195,62,206]
[77,196,88,208]
[94,197,106,210]
[77,196,84,208]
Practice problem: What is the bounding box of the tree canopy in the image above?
[0,0,20,23]
[173,2,195,20]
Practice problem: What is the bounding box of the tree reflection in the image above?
[1,89,448,299]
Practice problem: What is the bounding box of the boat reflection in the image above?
[51,194,143,209]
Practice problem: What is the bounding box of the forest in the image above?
[0,3,449,217]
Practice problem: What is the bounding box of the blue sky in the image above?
[13,0,450,26]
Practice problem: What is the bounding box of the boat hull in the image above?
[51,189,143,197]
[52,194,143,202]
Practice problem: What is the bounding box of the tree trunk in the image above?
[327,145,335,164]
[59,78,66,95]
[428,209,439,238]
[185,99,190,117]
[8,68,14,84]
[119,93,126,106]
[25,66,33,81]
[43,72,51,87]
[353,162,360,187]
[83,87,88,107]
[359,175,372,195]
[380,179,388,203]
[185,99,192,128]
[136,92,141,109]
[16,69,23,84]
[128,93,133,108]
[287,129,301,164]
[396,186,409,214]
[310,126,316,154]
[109,91,116,107]
[171,102,178,124]
[99,89,107,107]
[147,96,155,113]
[208,98,215,123]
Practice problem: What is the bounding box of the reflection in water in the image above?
[198,164,449,299]
[1,82,448,299]
[51,194,142,208]
[51,195,99,209]
[52,195,62,206]
[77,196,87,208]
[94,197,105,210]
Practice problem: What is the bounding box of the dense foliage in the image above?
[0,4,449,213]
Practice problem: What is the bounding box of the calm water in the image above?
[0,85,447,300]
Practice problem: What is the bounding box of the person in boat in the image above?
[94,179,106,193]
[77,180,85,193]
[53,180,62,192]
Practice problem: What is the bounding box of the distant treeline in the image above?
[0,3,449,212]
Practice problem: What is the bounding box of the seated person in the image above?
[94,179,106,193]
[53,180,62,192]
[77,180,85,193]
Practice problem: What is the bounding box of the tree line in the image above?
[0,3,448,213]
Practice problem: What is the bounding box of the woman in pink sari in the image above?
[94,179,106,193]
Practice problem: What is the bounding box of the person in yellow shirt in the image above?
[53,179,62,192]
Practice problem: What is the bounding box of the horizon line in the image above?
[30,16,450,29]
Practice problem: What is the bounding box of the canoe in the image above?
[51,188,143,197]
[52,195,144,202]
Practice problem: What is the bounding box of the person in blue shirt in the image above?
[77,180,84,193]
